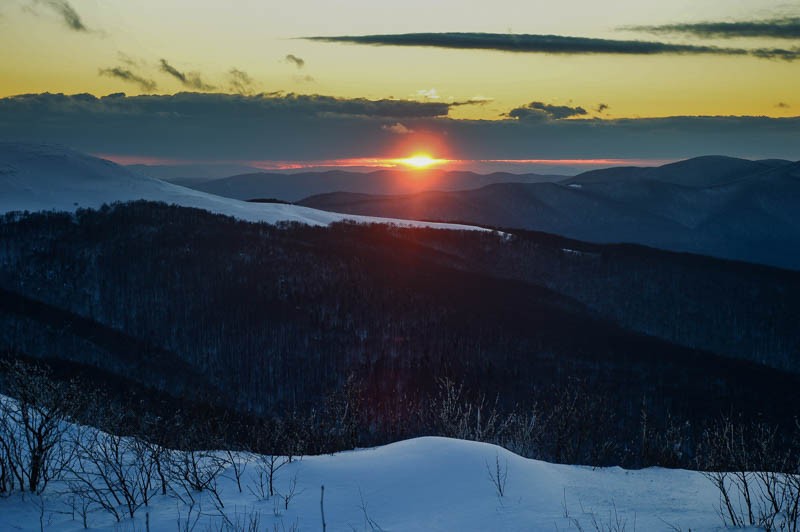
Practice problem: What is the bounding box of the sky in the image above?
[0,0,799,172]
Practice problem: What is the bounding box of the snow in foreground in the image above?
[0,142,487,232]
[0,435,733,531]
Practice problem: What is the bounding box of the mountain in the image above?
[0,143,484,232]
[186,168,564,202]
[126,162,264,182]
[299,156,800,269]
[563,155,781,187]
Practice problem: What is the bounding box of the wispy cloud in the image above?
[596,103,610,114]
[159,59,215,91]
[776,101,791,109]
[99,67,157,92]
[228,68,254,95]
[117,52,145,68]
[626,17,800,39]
[293,74,316,83]
[285,54,305,68]
[32,0,88,32]
[305,32,800,61]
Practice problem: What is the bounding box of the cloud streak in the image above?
[99,67,157,92]
[33,0,87,32]
[305,32,800,61]
[159,59,215,91]
[627,17,800,40]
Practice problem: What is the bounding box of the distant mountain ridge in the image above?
[563,155,793,187]
[127,162,264,181]
[299,155,800,270]
[186,168,565,202]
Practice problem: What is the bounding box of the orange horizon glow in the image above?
[94,153,676,172]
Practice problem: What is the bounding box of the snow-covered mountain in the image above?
[0,143,485,232]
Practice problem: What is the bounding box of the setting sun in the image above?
[396,154,446,169]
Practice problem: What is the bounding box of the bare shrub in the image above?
[698,416,800,531]
[66,425,159,522]
[486,453,508,498]
[0,361,80,493]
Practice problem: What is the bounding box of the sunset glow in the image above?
[396,154,446,169]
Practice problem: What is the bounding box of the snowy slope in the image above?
[0,143,486,232]
[0,433,733,532]
[0,392,733,532]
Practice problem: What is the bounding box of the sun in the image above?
[396,153,445,169]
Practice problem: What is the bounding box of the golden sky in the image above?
[1,0,798,120]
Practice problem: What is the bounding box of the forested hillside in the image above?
[1,202,798,465]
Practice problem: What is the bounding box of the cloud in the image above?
[776,102,791,109]
[449,97,493,107]
[596,103,610,114]
[627,17,800,40]
[285,54,305,68]
[31,0,87,32]
[99,67,157,92]
[293,74,316,83]
[229,69,254,96]
[159,59,215,91]
[382,122,413,134]
[1,92,798,162]
[305,32,800,61]
[508,101,588,121]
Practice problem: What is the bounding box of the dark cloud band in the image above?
[0,92,798,161]
[305,32,800,61]
[628,17,800,40]
[509,102,587,121]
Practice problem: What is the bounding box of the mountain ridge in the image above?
[299,156,800,269]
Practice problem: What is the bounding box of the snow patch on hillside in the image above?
[0,143,488,232]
